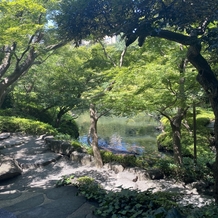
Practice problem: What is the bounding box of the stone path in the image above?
[0,134,99,218]
[0,133,214,218]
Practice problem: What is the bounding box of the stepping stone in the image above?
[0,133,11,141]
[17,153,62,169]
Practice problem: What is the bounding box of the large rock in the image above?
[44,137,74,156]
[70,151,94,166]
[104,163,124,174]
[0,155,22,181]
[0,132,11,141]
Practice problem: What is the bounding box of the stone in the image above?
[45,138,74,156]
[70,151,94,166]
[147,169,164,180]
[0,155,22,181]
[81,154,94,166]
[17,153,62,169]
[125,167,150,180]
[0,132,11,140]
[104,163,124,173]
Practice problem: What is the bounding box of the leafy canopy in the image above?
[54,0,218,50]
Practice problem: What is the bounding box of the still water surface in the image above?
[76,113,160,154]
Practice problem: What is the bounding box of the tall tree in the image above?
[103,38,200,166]
[0,0,65,107]
[12,45,97,126]
[53,0,218,202]
[84,42,126,168]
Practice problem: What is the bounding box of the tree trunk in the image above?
[143,29,218,202]
[54,106,70,128]
[187,44,218,203]
[166,58,188,166]
[0,47,37,107]
[170,110,183,166]
[89,103,103,168]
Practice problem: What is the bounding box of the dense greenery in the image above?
[1,0,218,214]
[53,0,218,203]
[56,175,216,218]
[0,0,64,106]
[0,115,57,135]
[157,108,215,157]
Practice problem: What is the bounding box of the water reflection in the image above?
[76,113,160,154]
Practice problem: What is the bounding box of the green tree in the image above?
[103,38,201,166]
[84,42,126,168]
[0,0,65,107]
[53,0,218,202]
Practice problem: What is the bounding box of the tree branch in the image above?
[97,39,117,67]
[151,29,198,45]
[0,43,16,78]
[119,45,127,67]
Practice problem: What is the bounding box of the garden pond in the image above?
[76,113,161,155]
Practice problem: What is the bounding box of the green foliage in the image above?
[71,140,84,152]
[187,204,218,218]
[0,116,58,135]
[75,177,183,218]
[54,133,72,141]
[56,175,74,187]
[76,176,105,201]
[56,173,217,217]
[57,119,79,139]
[155,157,178,178]
[0,0,46,44]
[157,108,214,158]
[100,150,138,167]
[155,156,213,184]
[0,106,79,138]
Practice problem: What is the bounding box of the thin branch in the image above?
[97,39,117,67]
[17,34,35,63]
[119,45,127,67]
[97,108,112,119]
[33,51,55,65]
[165,79,177,95]
[45,41,68,51]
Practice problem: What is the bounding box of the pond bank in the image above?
[76,113,161,154]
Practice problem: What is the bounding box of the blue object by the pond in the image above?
[0,209,17,218]
[79,135,144,154]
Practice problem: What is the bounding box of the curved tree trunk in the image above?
[89,103,103,168]
[151,30,218,203]
[187,45,218,203]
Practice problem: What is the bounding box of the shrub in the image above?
[0,116,58,135]
[57,119,79,139]
[100,150,138,167]
[157,108,215,158]
[56,174,216,217]
[74,176,183,217]
[56,175,74,187]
